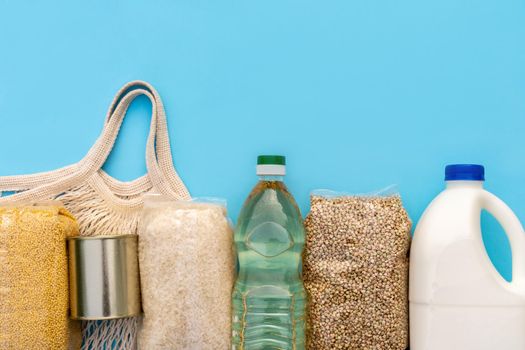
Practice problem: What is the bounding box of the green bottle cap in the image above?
[257,155,286,165]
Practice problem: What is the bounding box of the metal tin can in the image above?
[67,234,141,320]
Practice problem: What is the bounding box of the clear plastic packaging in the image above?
[303,187,411,350]
[138,196,234,349]
[0,203,79,349]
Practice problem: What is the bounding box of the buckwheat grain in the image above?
[304,194,411,350]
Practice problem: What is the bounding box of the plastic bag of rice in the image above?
[303,188,411,350]
[138,195,234,350]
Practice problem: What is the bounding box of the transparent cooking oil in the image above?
[232,156,306,350]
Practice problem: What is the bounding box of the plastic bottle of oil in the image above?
[232,155,306,350]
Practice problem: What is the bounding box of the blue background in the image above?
[1,1,524,280]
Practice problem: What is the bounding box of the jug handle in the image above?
[480,190,525,287]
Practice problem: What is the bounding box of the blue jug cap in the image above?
[445,164,485,181]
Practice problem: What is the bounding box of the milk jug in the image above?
[410,164,525,350]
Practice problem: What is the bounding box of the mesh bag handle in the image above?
[0,80,190,203]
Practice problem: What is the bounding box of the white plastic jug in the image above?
[410,164,525,350]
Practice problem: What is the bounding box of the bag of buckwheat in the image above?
[138,195,234,349]
[303,187,411,350]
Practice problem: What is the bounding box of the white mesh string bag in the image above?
[0,81,191,349]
